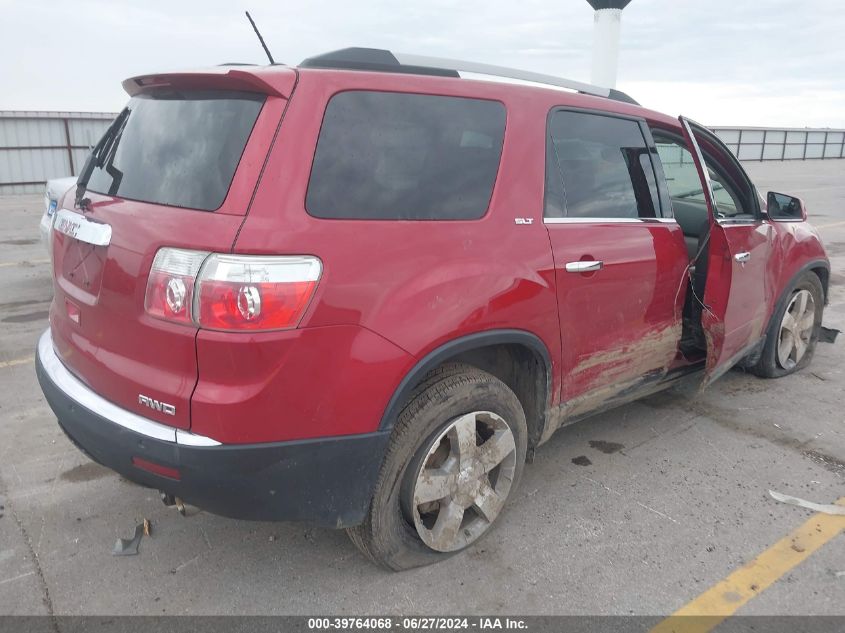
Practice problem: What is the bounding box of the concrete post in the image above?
[586,0,632,89]
[591,9,622,88]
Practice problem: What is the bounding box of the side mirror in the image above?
[767,191,807,222]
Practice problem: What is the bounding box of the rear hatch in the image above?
[49,67,296,430]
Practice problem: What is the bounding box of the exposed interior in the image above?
[652,129,760,356]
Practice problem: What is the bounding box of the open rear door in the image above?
[678,116,772,387]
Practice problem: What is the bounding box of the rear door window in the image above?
[306,91,506,220]
[86,90,264,211]
[545,110,659,219]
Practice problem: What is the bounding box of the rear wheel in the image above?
[347,363,527,570]
[752,273,824,378]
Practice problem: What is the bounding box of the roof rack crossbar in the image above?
[394,53,611,99]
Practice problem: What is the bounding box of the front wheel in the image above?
[347,363,527,570]
[752,272,824,378]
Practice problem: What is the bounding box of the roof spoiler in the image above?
[122,67,296,99]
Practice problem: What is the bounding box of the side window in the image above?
[654,141,706,203]
[545,110,659,219]
[306,91,506,220]
[653,135,745,218]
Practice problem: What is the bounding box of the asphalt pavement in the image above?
[0,159,843,616]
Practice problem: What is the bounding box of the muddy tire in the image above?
[751,272,824,378]
[347,363,527,570]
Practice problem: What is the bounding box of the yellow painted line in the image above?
[0,258,50,268]
[815,220,845,229]
[0,356,33,369]
[651,498,845,633]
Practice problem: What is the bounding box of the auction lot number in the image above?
[309,617,527,631]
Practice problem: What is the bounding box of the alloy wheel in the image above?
[777,289,815,370]
[410,411,517,552]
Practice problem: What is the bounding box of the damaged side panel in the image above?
[567,322,683,391]
[678,116,775,387]
[543,219,689,442]
[540,324,684,443]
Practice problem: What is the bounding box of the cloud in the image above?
[0,0,842,126]
[626,80,845,128]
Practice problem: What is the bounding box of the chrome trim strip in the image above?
[175,429,221,447]
[38,329,221,446]
[53,209,112,246]
[716,220,760,226]
[543,217,678,224]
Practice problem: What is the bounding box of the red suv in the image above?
[36,48,829,570]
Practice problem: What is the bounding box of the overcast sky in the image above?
[2,0,843,127]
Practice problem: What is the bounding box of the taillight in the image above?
[144,248,208,324]
[145,249,322,332]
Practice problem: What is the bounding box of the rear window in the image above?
[86,90,264,211]
[306,91,506,220]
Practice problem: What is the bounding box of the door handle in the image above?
[565,260,603,273]
[734,252,751,263]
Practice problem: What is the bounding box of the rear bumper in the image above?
[35,329,390,527]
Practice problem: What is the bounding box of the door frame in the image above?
[678,116,768,385]
[540,106,690,436]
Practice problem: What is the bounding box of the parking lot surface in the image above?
[0,159,843,616]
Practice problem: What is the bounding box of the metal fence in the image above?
[711,126,845,162]
[0,111,115,195]
[0,111,842,196]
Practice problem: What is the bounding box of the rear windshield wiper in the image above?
[75,106,131,209]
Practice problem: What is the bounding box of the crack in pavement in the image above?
[1,478,59,631]
[642,389,845,476]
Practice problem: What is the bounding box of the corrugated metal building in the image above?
[0,111,115,194]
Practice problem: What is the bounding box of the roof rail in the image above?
[300,48,459,78]
[299,48,639,105]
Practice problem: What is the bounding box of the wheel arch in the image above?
[809,263,830,304]
[769,258,830,332]
[378,329,553,448]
